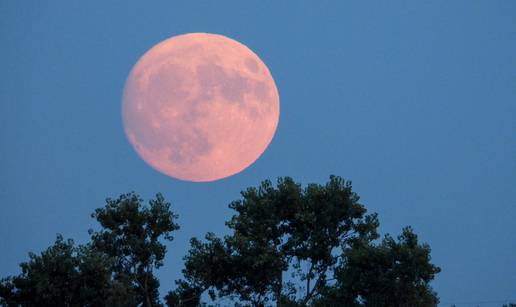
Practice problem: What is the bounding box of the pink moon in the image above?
[122,33,280,182]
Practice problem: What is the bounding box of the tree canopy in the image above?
[0,193,178,307]
[313,227,440,307]
[166,176,440,306]
[1,176,442,307]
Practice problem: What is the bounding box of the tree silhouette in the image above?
[0,193,179,307]
[1,177,441,306]
[313,227,440,307]
[166,176,440,306]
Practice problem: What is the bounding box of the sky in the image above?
[1,1,515,306]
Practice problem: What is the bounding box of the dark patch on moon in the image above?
[254,81,270,102]
[168,127,213,165]
[193,62,275,121]
[196,63,251,104]
[245,58,259,73]
[148,63,190,107]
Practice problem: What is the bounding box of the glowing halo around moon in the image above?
[122,33,280,182]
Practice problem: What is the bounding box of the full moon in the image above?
[122,33,280,182]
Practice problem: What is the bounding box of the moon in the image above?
[122,33,280,182]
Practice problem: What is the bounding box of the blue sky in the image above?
[1,1,515,306]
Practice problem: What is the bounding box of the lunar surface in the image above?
[122,33,280,182]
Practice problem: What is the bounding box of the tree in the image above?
[167,176,440,306]
[90,192,179,307]
[0,235,117,306]
[0,192,179,307]
[167,176,380,306]
[313,227,441,306]
[1,177,441,306]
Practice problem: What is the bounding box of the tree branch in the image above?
[306,263,314,300]
[302,268,326,306]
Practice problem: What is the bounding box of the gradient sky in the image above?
[1,2,515,306]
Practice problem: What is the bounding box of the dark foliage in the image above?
[167,176,440,306]
[0,193,178,307]
[1,177,441,307]
[313,227,440,307]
